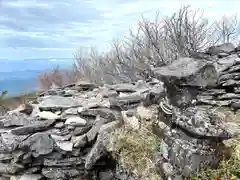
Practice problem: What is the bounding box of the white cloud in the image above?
[0,0,240,59]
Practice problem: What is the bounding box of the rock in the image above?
[214,54,240,72]
[51,134,71,141]
[121,111,140,130]
[65,116,87,127]
[0,163,24,174]
[109,83,136,92]
[11,119,55,135]
[110,94,142,110]
[85,121,120,169]
[72,134,88,148]
[39,96,82,111]
[54,122,64,129]
[207,43,235,55]
[222,79,240,86]
[43,157,84,167]
[101,89,118,98]
[79,107,121,121]
[19,174,44,180]
[42,167,83,179]
[143,85,165,106]
[161,162,174,177]
[125,109,135,117]
[200,89,226,96]
[153,57,218,87]
[0,133,28,153]
[73,125,92,136]
[217,93,240,100]
[86,116,112,143]
[75,80,96,90]
[171,107,234,139]
[19,133,54,157]
[136,105,156,121]
[99,169,114,180]
[37,111,60,120]
[219,72,240,82]
[0,113,33,128]
[55,141,73,152]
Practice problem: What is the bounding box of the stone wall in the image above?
[0,43,240,180]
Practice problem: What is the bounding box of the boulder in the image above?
[207,43,235,55]
[153,57,218,88]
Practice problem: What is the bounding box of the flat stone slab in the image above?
[39,96,83,111]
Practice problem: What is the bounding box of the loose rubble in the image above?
[0,43,240,180]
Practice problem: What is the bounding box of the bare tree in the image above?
[214,14,239,44]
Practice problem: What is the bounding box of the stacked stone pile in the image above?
[0,80,166,180]
[153,43,240,110]
[0,77,239,180]
[0,43,240,179]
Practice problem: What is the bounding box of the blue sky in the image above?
[0,0,239,60]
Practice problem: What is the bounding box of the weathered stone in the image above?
[121,111,140,130]
[73,125,92,136]
[55,141,73,152]
[136,105,156,121]
[86,116,112,143]
[75,80,96,90]
[72,134,88,148]
[143,84,165,106]
[39,96,82,111]
[222,79,240,86]
[109,83,136,92]
[110,94,142,110]
[234,87,240,93]
[79,107,121,121]
[19,133,54,157]
[0,113,33,128]
[85,121,120,169]
[0,133,28,153]
[0,153,13,161]
[44,157,84,167]
[65,116,87,126]
[219,72,240,82]
[223,63,240,74]
[153,57,218,87]
[37,111,60,120]
[54,122,64,129]
[99,169,114,180]
[200,89,226,96]
[170,107,234,139]
[214,54,240,72]
[0,163,24,174]
[19,174,44,180]
[217,93,240,100]
[42,167,83,179]
[51,134,71,141]
[11,119,55,135]
[207,43,235,55]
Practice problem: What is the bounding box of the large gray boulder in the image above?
[207,43,235,55]
[153,57,218,88]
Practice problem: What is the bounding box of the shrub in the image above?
[38,5,239,88]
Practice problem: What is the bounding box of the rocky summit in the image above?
[0,43,240,180]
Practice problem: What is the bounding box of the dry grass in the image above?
[193,138,240,180]
[107,120,161,180]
